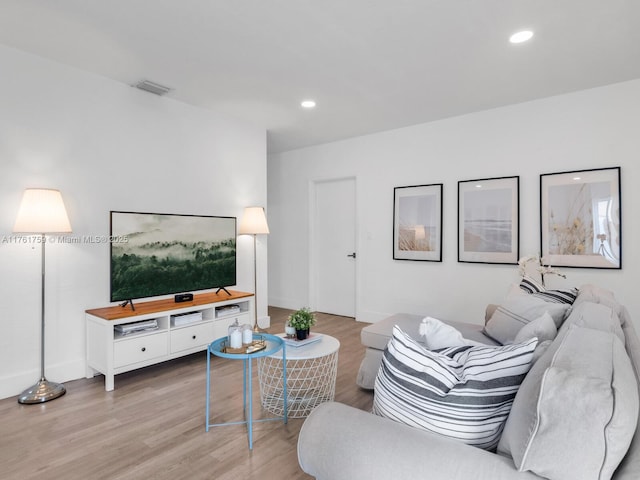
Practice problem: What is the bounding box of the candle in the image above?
[230,329,242,349]
[242,326,253,345]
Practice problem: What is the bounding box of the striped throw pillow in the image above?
[519,276,578,304]
[373,326,537,451]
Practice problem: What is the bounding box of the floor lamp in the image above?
[13,188,72,404]
[238,207,269,332]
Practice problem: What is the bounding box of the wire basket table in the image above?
[257,333,339,418]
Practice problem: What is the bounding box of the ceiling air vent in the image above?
[134,80,172,96]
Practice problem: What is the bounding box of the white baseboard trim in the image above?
[268,296,305,311]
[0,358,86,401]
[257,315,271,329]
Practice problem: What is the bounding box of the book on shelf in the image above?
[283,333,322,347]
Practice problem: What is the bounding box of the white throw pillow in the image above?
[419,316,482,349]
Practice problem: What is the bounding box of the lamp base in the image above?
[18,378,66,404]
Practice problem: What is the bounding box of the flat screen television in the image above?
[110,211,236,303]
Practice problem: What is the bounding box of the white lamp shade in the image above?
[238,206,269,235]
[13,188,72,234]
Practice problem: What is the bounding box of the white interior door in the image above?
[312,177,356,317]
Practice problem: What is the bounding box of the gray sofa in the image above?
[297,285,640,480]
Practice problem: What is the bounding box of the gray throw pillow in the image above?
[513,311,558,344]
[483,295,569,345]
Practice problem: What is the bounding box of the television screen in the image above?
[110,211,236,302]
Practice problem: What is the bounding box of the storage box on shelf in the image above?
[85,290,254,391]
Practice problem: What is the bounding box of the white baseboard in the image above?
[257,315,271,329]
[0,358,86,401]
[268,296,305,311]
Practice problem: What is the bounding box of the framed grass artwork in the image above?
[540,167,621,269]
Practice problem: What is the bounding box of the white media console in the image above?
[85,290,254,391]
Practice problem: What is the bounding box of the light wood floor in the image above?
[0,307,373,480]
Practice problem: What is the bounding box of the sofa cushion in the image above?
[573,283,622,315]
[564,300,625,343]
[483,295,569,345]
[361,313,497,351]
[373,326,537,451]
[498,324,639,480]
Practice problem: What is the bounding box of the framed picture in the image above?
[393,184,443,261]
[458,176,519,264]
[540,167,621,269]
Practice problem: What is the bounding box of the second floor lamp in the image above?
[238,207,269,332]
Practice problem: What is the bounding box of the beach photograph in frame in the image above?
[458,176,519,264]
[540,167,621,269]
[393,184,443,261]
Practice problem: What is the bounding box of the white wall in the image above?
[0,45,267,399]
[268,79,640,332]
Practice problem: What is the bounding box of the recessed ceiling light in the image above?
[301,100,316,108]
[509,30,534,44]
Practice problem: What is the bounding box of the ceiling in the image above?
[1,1,639,154]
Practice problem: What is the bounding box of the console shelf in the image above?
[86,290,254,391]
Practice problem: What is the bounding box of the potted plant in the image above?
[288,307,316,340]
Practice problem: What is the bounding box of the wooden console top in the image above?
[85,290,253,321]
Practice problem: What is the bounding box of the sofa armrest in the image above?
[298,402,543,480]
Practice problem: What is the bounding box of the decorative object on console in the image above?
[458,175,519,265]
[540,166,621,269]
[238,206,270,332]
[393,183,443,262]
[288,307,316,340]
[13,188,72,404]
[174,293,194,303]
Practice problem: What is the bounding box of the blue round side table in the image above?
[205,333,287,450]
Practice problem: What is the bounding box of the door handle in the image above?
[347,252,356,258]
